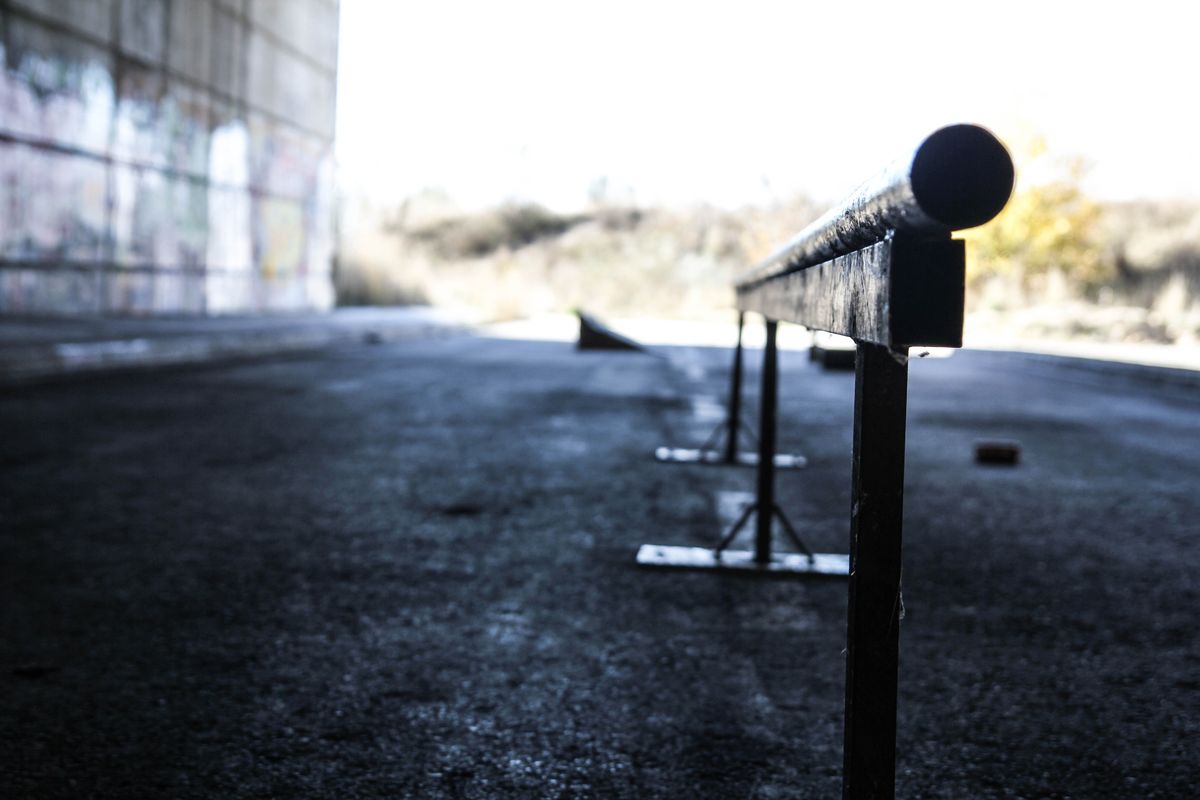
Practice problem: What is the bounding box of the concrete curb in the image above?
[965,348,1200,391]
[0,308,468,387]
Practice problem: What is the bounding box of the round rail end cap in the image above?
[911,124,1015,230]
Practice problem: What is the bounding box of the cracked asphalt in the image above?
[1,332,1197,798]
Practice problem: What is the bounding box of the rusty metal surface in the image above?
[737,236,965,349]
[735,124,1013,290]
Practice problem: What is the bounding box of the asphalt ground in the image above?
[0,307,464,385]
[1,333,1197,798]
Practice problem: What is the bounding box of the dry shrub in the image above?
[335,189,1200,346]
[406,204,588,259]
[338,197,820,322]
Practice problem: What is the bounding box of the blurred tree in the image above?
[962,135,1108,289]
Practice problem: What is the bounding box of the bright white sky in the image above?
[336,0,1199,211]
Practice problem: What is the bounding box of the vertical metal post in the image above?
[723,311,746,465]
[754,318,779,564]
[842,342,909,800]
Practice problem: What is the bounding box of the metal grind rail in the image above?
[638,124,1014,799]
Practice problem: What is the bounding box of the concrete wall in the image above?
[0,0,339,316]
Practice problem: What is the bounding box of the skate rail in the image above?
[737,124,1013,799]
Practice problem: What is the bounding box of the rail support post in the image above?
[842,342,909,800]
[721,311,747,465]
[653,313,806,469]
[753,318,779,562]
[712,319,816,565]
[638,318,847,577]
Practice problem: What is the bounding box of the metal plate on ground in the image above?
[653,447,807,469]
[636,544,849,577]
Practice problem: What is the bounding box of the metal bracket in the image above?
[653,447,807,469]
[636,544,848,576]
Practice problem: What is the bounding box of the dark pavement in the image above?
[1,332,1197,798]
[0,307,465,386]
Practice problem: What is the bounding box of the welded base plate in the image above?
[653,447,807,469]
[636,544,849,576]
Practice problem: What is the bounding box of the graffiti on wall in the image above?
[0,1,339,317]
[0,142,108,263]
